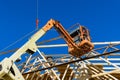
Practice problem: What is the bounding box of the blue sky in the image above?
[0,0,120,59]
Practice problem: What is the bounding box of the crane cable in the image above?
[36,0,39,30]
[0,29,36,54]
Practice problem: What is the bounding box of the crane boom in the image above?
[0,19,94,80]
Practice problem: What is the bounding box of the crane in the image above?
[0,19,93,80]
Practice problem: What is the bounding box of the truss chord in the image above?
[1,41,120,55]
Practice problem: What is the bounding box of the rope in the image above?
[0,29,36,53]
